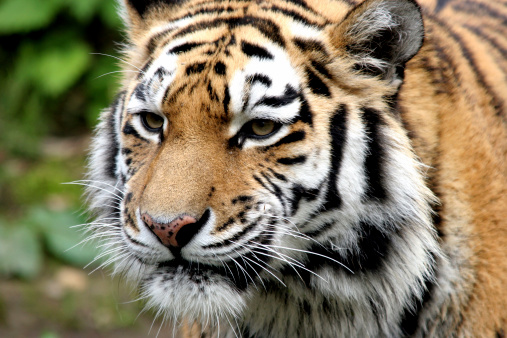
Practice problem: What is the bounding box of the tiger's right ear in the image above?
[329,0,424,84]
[119,0,187,37]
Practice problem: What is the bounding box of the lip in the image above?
[155,250,269,291]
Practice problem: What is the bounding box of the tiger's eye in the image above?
[141,112,164,131]
[251,119,276,137]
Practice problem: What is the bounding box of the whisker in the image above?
[95,70,142,79]
[225,315,240,338]
[247,242,328,283]
[239,254,286,287]
[263,244,353,274]
[68,181,124,202]
[68,179,125,198]
[90,53,144,73]
[225,253,256,288]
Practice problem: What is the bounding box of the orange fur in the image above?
[106,0,507,335]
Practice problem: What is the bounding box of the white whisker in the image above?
[90,53,144,73]
[263,244,353,274]
[95,70,142,79]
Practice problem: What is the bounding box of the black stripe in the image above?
[297,96,313,126]
[133,83,146,102]
[253,174,286,215]
[207,82,219,101]
[262,4,323,27]
[181,5,237,20]
[203,215,262,249]
[148,30,176,54]
[303,220,334,238]
[171,16,285,47]
[126,0,184,17]
[311,60,332,80]
[185,62,206,75]
[322,105,347,211]
[164,83,188,105]
[352,221,392,272]
[247,74,272,87]
[241,41,274,59]
[269,130,306,149]
[452,1,507,25]
[280,0,313,12]
[105,91,125,179]
[231,195,253,204]
[423,26,457,90]
[256,85,298,107]
[168,42,203,54]
[138,58,153,79]
[293,38,329,57]
[296,220,393,281]
[362,107,387,201]
[122,121,148,142]
[153,67,171,80]
[277,155,307,165]
[260,172,288,214]
[463,24,507,74]
[429,15,504,116]
[305,66,331,97]
[223,87,231,116]
[434,0,451,12]
[253,174,273,194]
[214,61,227,75]
[267,168,287,181]
[289,184,320,215]
[399,255,436,336]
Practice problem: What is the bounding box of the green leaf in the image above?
[0,0,63,34]
[34,42,92,96]
[66,0,101,23]
[24,208,100,267]
[14,34,92,96]
[99,0,122,28]
[0,219,42,279]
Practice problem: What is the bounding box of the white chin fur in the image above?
[140,267,247,327]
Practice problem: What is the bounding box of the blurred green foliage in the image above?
[0,0,124,279]
[0,0,121,157]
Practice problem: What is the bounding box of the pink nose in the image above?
[142,213,198,248]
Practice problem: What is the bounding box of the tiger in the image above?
[84,0,507,336]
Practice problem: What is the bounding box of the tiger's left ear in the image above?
[330,0,424,83]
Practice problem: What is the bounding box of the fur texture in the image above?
[85,0,507,336]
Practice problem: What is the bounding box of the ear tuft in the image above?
[332,0,424,82]
[118,0,188,42]
[124,0,184,18]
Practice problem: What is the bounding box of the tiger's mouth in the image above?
[152,249,269,292]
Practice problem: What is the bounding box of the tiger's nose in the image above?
[142,210,209,248]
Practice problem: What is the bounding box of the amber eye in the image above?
[141,112,164,132]
[250,119,277,137]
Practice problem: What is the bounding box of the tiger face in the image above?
[87,0,444,335]
[120,31,334,315]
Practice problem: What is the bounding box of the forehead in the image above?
[126,13,325,120]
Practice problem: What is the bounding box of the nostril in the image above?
[174,209,210,247]
[165,215,198,247]
[142,209,210,248]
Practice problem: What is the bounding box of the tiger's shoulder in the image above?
[385,0,507,335]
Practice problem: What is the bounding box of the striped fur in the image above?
[85,0,507,336]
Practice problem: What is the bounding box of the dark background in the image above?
[0,1,168,336]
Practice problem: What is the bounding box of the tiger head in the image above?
[87,0,439,329]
